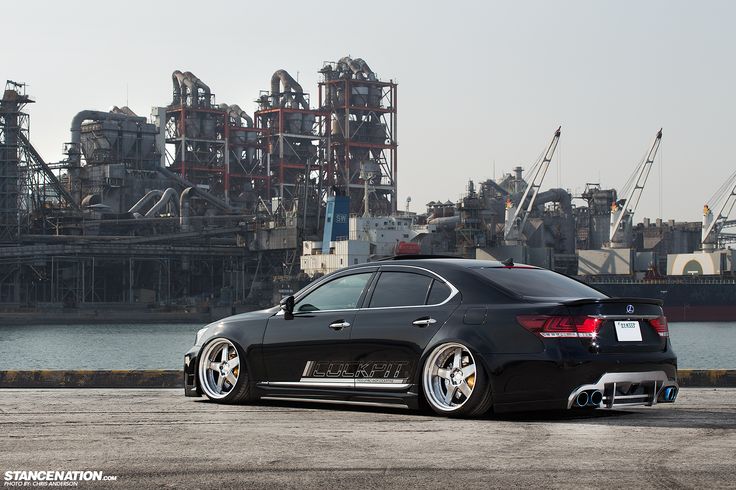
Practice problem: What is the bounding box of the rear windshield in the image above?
[472,267,607,300]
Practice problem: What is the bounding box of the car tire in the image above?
[197,338,254,404]
[422,342,493,418]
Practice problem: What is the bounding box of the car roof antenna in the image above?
[502,257,514,267]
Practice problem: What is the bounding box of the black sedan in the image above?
[184,257,678,417]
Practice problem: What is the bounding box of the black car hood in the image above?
[198,306,280,344]
[214,306,280,325]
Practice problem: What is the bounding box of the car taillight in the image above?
[517,315,603,338]
[649,316,669,337]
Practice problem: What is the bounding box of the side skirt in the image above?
[255,382,420,410]
[261,397,410,410]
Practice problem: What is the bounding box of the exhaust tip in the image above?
[575,391,589,407]
[589,390,603,406]
[662,386,678,402]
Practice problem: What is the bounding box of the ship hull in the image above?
[580,281,736,322]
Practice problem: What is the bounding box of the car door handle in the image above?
[412,317,437,327]
[329,320,351,331]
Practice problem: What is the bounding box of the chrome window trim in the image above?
[275,308,359,316]
[293,267,379,301]
[362,265,459,310]
[260,380,412,391]
[292,271,375,314]
[266,380,353,388]
[280,264,460,314]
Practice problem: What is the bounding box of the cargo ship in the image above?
[580,277,736,322]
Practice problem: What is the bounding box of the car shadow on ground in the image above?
[481,407,736,429]
[193,397,733,430]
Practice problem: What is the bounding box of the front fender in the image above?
[187,307,278,388]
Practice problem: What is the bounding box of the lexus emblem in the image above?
[626,304,635,314]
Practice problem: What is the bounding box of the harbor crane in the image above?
[504,126,561,243]
[609,129,662,248]
[701,170,736,250]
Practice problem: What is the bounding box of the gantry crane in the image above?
[504,126,561,243]
[701,170,736,250]
[609,129,662,247]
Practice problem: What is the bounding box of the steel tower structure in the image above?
[318,57,397,216]
[0,81,31,242]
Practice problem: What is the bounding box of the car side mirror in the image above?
[280,295,295,320]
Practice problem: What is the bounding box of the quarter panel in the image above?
[427,302,550,357]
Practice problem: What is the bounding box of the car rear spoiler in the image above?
[562,297,664,307]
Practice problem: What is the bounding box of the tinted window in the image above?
[426,280,452,305]
[473,267,606,300]
[296,273,372,312]
[369,272,432,308]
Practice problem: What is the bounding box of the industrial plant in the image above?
[0,58,397,320]
[1,56,735,321]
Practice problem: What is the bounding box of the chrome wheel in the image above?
[423,343,477,412]
[198,338,241,400]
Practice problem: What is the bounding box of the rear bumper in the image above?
[566,370,679,409]
[484,349,678,412]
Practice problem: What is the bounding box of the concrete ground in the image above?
[0,389,734,489]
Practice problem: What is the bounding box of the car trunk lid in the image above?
[562,297,668,353]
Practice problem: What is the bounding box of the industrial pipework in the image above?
[180,187,195,232]
[335,56,376,80]
[171,70,212,107]
[222,104,253,127]
[67,110,147,204]
[270,69,308,110]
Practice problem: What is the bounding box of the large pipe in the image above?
[189,72,211,97]
[353,58,376,81]
[228,104,253,127]
[531,188,573,214]
[270,69,308,109]
[533,188,575,253]
[337,56,362,78]
[337,56,375,80]
[180,187,195,231]
[128,190,164,217]
[218,102,240,127]
[156,166,235,213]
[271,69,303,94]
[172,70,184,105]
[144,187,179,218]
[180,76,198,106]
[183,71,211,107]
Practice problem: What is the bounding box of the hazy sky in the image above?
[4,0,734,222]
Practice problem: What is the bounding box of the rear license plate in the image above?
[614,321,642,341]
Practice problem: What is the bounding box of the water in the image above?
[668,323,736,369]
[0,322,733,370]
[0,323,200,370]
